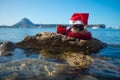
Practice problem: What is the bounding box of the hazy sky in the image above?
[0,0,120,27]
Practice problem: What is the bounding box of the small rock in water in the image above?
[0,41,16,56]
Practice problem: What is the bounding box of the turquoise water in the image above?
[0,28,120,79]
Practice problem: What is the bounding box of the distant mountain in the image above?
[0,25,10,28]
[12,18,35,28]
[0,17,106,28]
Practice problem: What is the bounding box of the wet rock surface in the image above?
[0,41,16,56]
[16,32,106,54]
[15,32,106,69]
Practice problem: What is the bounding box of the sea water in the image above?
[0,27,120,79]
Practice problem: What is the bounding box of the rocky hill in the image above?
[12,18,35,28]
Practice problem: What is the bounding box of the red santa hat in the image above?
[69,13,89,26]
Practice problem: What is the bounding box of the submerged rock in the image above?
[0,41,16,56]
[0,58,92,80]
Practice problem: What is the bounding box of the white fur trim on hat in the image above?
[69,20,84,25]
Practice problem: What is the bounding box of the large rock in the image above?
[16,32,106,66]
[16,32,106,54]
[15,32,106,70]
[0,41,16,56]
